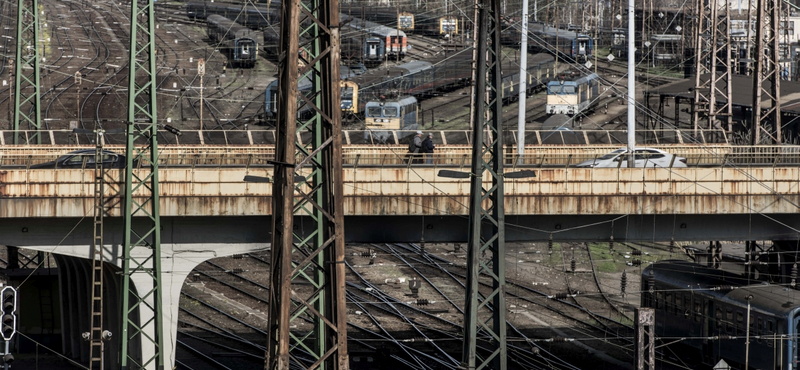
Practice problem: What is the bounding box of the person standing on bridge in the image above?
[422,133,435,164]
[408,131,423,164]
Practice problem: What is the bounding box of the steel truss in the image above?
[692,0,732,135]
[13,0,41,144]
[265,0,349,369]
[462,0,506,369]
[752,0,782,144]
[120,0,165,368]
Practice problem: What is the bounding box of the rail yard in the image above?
[1,0,799,369]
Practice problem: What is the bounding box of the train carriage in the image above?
[502,21,594,62]
[398,12,414,31]
[365,96,418,132]
[268,50,556,125]
[187,2,278,29]
[341,14,407,57]
[206,15,262,67]
[189,2,391,66]
[643,260,800,370]
[546,73,600,115]
[413,14,459,37]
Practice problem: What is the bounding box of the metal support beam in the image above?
[462,0,506,369]
[752,0,782,144]
[265,0,349,369]
[692,0,732,135]
[120,0,165,368]
[90,128,114,370]
[634,308,655,370]
[13,0,41,144]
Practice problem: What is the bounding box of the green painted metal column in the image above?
[120,0,164,368]
[462,0,506,369]
[13,0,42,144]
[265,0,349,369]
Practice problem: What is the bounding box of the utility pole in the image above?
[14,0,42,144]
[396,0,400,63]
[517,0,529,163]
[198,58,205,144]
[745,294,753,369]
[751,0,782,144]
[264,0,349,368]
[692,0,732,136]
[634,308,655,370]
[6,59,12,129]
[627,0,635,166]
[75,72,81,122]
[120,0,165,366]
[594,0,598,74]
[459,0,535,369]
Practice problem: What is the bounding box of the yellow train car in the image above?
[340,80,359,115]
[439,17,458,35]
[398,12,414,31]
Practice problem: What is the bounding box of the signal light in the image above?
[0,287,16,341]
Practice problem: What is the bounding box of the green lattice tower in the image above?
[120,0,164,368]
[462,0,507,369]
[14,0,41,144]
[264,0,349,369]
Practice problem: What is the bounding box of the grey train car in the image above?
[207,15,262,67]
[643,260,800,370]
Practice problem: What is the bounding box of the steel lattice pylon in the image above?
[692,0,732,135]
[264,0,349,369]
[120,0,165,368]
[13,0,41,144]
[751,0,782,144]
[462,0,506,369]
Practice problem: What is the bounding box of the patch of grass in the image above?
[588,242,619,273]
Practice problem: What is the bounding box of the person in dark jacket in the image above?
[421,133,435,164]
[407,131,423,164]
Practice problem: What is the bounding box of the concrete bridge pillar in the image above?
[25,242,268,370]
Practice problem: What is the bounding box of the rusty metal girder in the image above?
[462,0,506,369]
[265,0,348,369]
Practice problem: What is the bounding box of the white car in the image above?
[574,148,687,168]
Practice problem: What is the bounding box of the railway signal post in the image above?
[265,0,349,369]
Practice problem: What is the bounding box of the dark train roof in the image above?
[365,95,417,106]
[529,22,591,40]
[647,74,800,115]
[647,260,800,316]
[207,14,252,35]
[340,14,407,38]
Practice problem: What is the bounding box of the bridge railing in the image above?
[0,128,730,146]
[3,145,800,168]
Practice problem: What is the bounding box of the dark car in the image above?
[30,149,128,169]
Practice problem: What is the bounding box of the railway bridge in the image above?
[2,142,799,369]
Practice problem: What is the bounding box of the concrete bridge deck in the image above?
[0,144,798,243]
[3,144,799,370]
